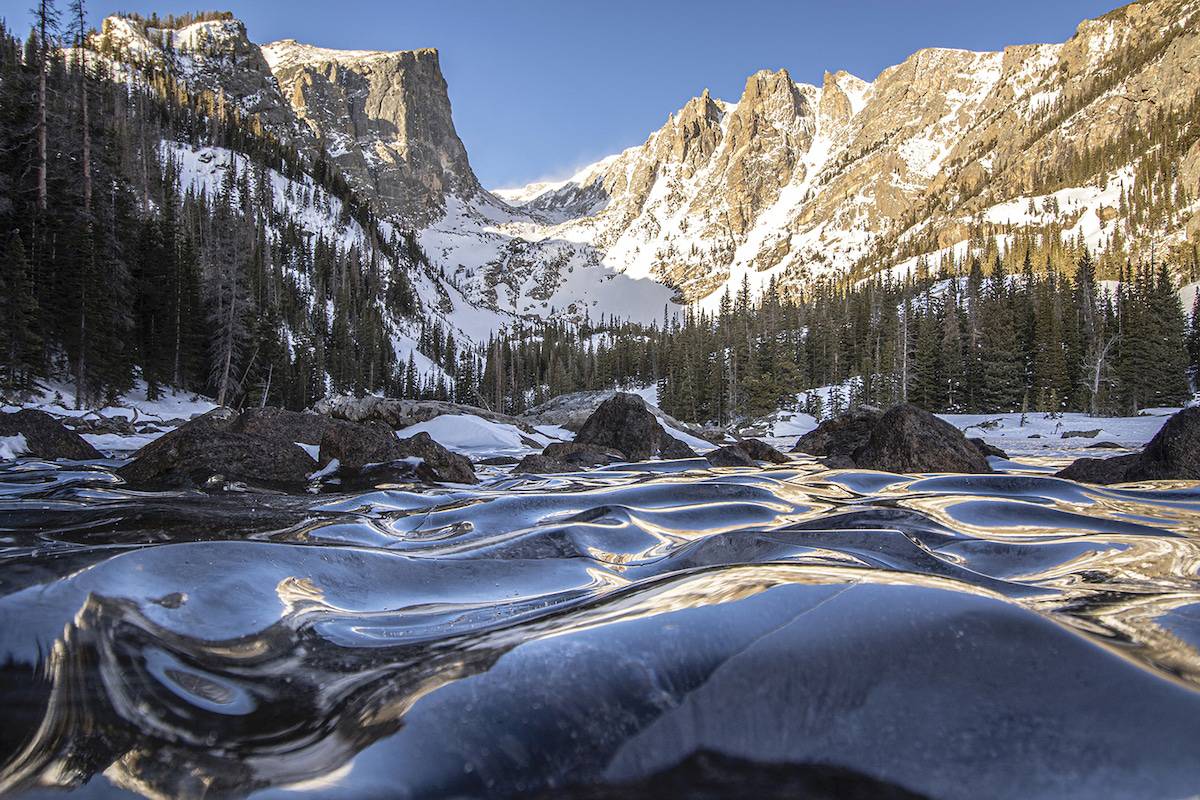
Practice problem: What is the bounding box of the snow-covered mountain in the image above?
[499,0,1200,308]
[96,0,1200,335]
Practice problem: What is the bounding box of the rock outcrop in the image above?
[854,405,992,474]
[232,407,331,445]
[1057,407,1200,484]
[118,408,314,490]
[119,406,477,489]
[707,439,790,468]
[793,404,992,474]
[0,410,102,460]
[97,15,482,227]
[574,393,694,461]
[262,41,479,223]
[314,395,536,436]
[318,421,477,484]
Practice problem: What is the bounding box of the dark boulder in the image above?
[1124,407,1200,481]
[794,404,991,474]
[395,431,477,484]
[319,421,476,484]
[1061,429,1101,439]
[659,435,699,459]
[706,444,758,468]
[575,393,679,461]
[0,410,101,460]
[1058,407,1200,484]
[737,438,790,464]
[969,437,1008,459]
[1086,441,1126,450]
[118,408,241,486]
[855,404,992,474]
[232,407,330,446]
[513,454,578,475]
[1056,454,1139,485]
[318,419,407,469]
[478,455,521,466]
[792,406,881,459]
[1060,410,1200,484]
[118,427,314,491]
[543,441,627,467]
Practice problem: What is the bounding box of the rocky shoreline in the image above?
[2,394,1198,492]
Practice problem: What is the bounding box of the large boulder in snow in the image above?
[574,393,688,461]
[522,389,707,439]
[232,407,330,445]
[118,408,314,490]
[791,406,882,468]
[0,409,102,460]
[736,438,791,464]
[707,439,791,468]
[792,404,991,474]
[1056,407,1200,484]
[855,405,992,474]
[319,421,476,484]
[706,444,759,468]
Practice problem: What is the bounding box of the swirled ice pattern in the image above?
[2,454,1200,799]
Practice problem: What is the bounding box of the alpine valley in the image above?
[0,0,1198,417]
[6,4,1200,799]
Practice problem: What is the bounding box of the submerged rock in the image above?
[1057,407,1200,484]
[575,393,691,461]
[793,404,991,474]
[0,409,102,460]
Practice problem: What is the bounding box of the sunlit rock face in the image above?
[503,0,1200,306]
[263,41,481,224]
[97,16,483,227]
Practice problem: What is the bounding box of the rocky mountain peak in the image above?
[262,40,479,222]
[661,89,725,176]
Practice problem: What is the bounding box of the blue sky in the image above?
[13,0,1123,188]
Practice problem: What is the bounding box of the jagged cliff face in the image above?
[262,41,480,222]
[98,16,481,225]
[501,0,1200,305]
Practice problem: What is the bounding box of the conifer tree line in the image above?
[483,244,1198,425]
[0,5,436,409]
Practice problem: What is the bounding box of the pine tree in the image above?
[979,257,1022,411]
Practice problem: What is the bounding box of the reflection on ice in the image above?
[2,455,1200,798]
